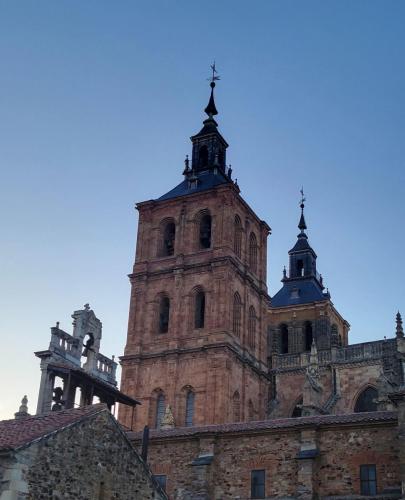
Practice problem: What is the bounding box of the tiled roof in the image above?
[128,411,397,441]
[158,170,231,201]
[0,404,106,452]
[271,278,328,307]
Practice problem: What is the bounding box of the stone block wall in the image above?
[131,413,400,499]
[2,411,165,500]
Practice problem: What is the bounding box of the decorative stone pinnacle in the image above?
[84,303,90,311]
[160,405,175,429]
[396,311,404,338]
[15,395,29,419]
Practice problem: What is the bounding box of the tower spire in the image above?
[204,62,219,118]
[298,187,307,232]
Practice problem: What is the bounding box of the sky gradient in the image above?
[1,0,404,419]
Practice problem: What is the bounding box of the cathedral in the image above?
[118,74,405,499]
[5,73,404,499]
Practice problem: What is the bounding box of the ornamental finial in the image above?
[396,311,404,338]
[298,187,307,232]
[204,62,219,117]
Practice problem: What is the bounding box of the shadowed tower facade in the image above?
[119,74,271,430]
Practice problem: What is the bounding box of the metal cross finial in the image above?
[208,62,220,83]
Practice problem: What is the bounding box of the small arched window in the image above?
[162,221,175,256]
[296,259,304,276]
[304,321,313,351]
[354,387,378,413]
[156,393,165,428]
[185,391,195,427]
[248,306,256,349]
[199,145,208,167]
[158,296,170,334]
[232,391,241,422]
[249,232,258,273]
[234,215,242,258]
[195,290,205,329]
[291,396,303,417]
[248,399,254,421]
[199,214,212,249]
[233,292,242,337]
[280,324,289,354]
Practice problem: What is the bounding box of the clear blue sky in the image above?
[1,1,404,419]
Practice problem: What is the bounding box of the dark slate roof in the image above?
[128,411,396,441]
[289,235,314,254]
[0,404,106,451]
[158,170,231,201]
[271,278,328,307]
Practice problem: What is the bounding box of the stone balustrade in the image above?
[272,338,397,370]
[95,352,118,385]
[50,327,80,358]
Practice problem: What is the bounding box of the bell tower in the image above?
[119,70,271,431]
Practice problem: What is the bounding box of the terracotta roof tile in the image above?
[0,404,106,451]
[128,411,397,441]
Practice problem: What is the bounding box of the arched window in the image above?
[162,221,175,256]
[291,396,303,417]
[249,232,258,273]
[304,321,313,351]
[232,391,241,421]
[185,390,195,427]
[354,387,378,413]
[155,393,165,428]
[158,296,170,333]
[296,259,304,276]
[248,400,254,421]
[248,306,256,349]
[194,290,205,329]
[233,292,242,337]
[199,145,208,167]
[199,214,212,249]
[234,215,242,258]
[280,324,289,354]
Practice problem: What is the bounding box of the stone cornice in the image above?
[127,411,397,443]
[120,342,271,381]
[129,255,271,302]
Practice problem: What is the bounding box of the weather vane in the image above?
[300,186,306,208]
[208,62,220,84]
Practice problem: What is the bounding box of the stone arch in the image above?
[192,286,206,329]
[184,386,195,427]
[304,321,313,351]
[234,215,243,258]
[249,232,258,273]
[233,292,242,337]
[280,323,289,354]
[248,306,257,349]
[158,217,176,257]
[194,209,212,250]
[149,388,166,428]
[199,145,208,167]
[353,385,378,413]
[232,390,241,422]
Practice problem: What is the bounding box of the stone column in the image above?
[36,366,54,414]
